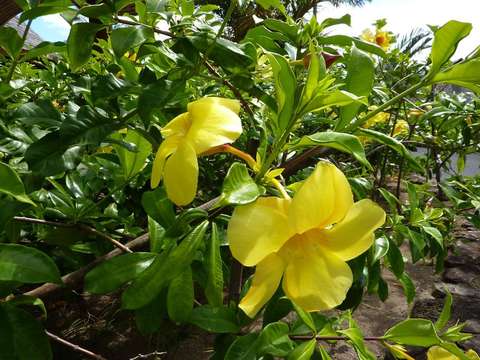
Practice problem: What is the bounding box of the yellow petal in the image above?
[161,112,191,138]
[239,253,285,318]
[320,199,386,261]
[163,141,198,206]
[228,197,292,266]
[150,136,182,188]
[427,346,459,360]
[280,234,353,312]
[289,162,353,234]
[186,97,242,154]
[467,350,480,360]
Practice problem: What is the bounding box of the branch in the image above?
[114,17,174,38]
[13,217,133,253]
[46,330,107,360]
[23,233,149,299]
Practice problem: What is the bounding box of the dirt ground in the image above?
[45,215,480,360]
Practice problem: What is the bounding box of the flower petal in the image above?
[161,112,191,138]
[150,136,182,188]
[427,346,458,360]
[186,97,242,154]
[163,141,198,205]
[280,235,352,312]
[289,162,353,234]
[239,253,285,318]
[228,197,292,266]
[320,199,386,261]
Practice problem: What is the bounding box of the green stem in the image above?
[348,80,426,131]
[3,19,33,84]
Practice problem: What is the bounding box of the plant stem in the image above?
[46,330,107,360]
[270,178,291,199]
[290,335,384,342]
[3,19,33,84]
[202,144,257,169]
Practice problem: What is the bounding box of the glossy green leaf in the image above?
[134,291,167,334]
[112,129,151,179]
[428,20,472,77]
[430,58,480,94]
[266,52,297,132]
[146,0,167,12]
[14,101,62,127]
[378,188,400,213]
[167,267,194,323]
[0,26,23,59]
[257,322,295,357]
[21,41,66,61]
[84,252,155,294]
[435,288,452,331]
[387,239,404,277]
[225,334,259,360]
[111,26,152,58]
[122,221,208,309]
[67,23,104,71]
[287,131,370,169]
[317,346,333,360]
[357,128,423,172]
[337,47,375,131]
[0,244,61,284]
[371,237,389,264]
[141,187,176,229]
[217,163,264,206]
[148,217,165,253]
[189,305,240,333]
[399,272,416,304]
[78,3,113,17]
[422,226,444,249]
[318,35,386,58]
[340,324,376,360]
[19,6,68,22]
[287,339,316,360]
[0,304,52,360]
[205,223,224,307]
[384,318,441,347]
[300,44,326,108]
[292,301,316,334]
[0,162,35,205]
[301,90,366,116]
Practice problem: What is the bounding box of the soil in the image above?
[45,217,480,360]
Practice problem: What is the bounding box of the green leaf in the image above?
[19,6,69,22]
[287,339,316,360]
[318,35,386,58]
[320,14,351,30]
[67,23,104,71]
[439,342,471,360]
[225,334,259,360]
[217,163,263,206]
[0,304,15,359]
[167,267,194,323]
[300,44,326,107]
[134,291,167,334]
[406,182,419,209]
[399,272,416,304]
[378,188,400,213]
[428,20,472,77]
[111,26,152,58]
[266,52,297,132]
[287,131,370,169]
[84,252,155,294]
[337,47,375,131]
[301,90,366,116]
[387,239,404,277]
[0,26,23,59]
[112,129,152,180]
[0,304,52,360]
[78,3,113,17]
[430,58,480,94]
[422,226,444,249]
[292,301,316,334]
[0,162,35,205]
[384,318,441,347]
[371,237,389,264]
[317,346,333,360]
[340,325,375,360]
[435,288,452,331]
[148,217,165,253]
[189,305,240,333]
[21,41,66,61]
[357,128,423,172]
[0,244,61,284]
[14,101,62,127]
[146,0,167,12]
[256,0,287,16]
[205,223,224,307]
[141,187,176,229]
[122,221,208,309]
[257,322,295,357]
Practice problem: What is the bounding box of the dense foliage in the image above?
[0,0,479,359]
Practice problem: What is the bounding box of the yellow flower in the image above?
[361,29,376,43]
[361,28,391,50]
[385,343,414,360]
[227,161,386,317]
[427,346,480,360]
[393,120,409,137]
[362,110,390,128]
[151,97,242,205]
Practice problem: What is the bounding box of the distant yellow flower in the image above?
[361,28,391,50]
[151,97,242,205]
[427,346,479,360]
[228,161,385,317]
[393,120,409,137]
[362,110,390,128]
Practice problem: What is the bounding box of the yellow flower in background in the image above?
[362,109,390,128]
[393,120,409,137]
[361,28,392,50]
[151,97,242,205]
[427,346,480,360]
[227,161,386,317]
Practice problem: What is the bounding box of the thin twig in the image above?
[290,335,384,342]
[46,330,107,360]
[114,17,174,38]
[13,216,132,253]
[129,351,167,360]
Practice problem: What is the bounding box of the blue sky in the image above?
[30,0,480,58]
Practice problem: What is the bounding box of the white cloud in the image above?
[32,15,70,41]
[316,0,480,59]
